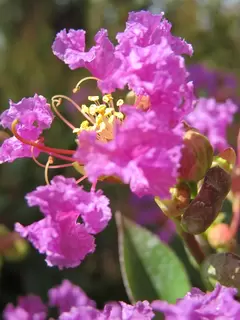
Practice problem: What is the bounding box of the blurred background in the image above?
[0,0,240,316]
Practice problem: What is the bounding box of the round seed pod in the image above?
[201,252,240,295]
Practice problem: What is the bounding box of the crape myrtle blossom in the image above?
[48,280,96,313]
[0,9,195,269]
[15,176,111,268]
[3,280,155,320]
[3,295,47,320]
[52,11,194,127]
[0,94,54,163]
[186,97,237,150]
[152,283,240,319]
[75,107,183,198]
[4,281,240,320]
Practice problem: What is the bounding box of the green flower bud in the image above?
[212,147,236,174]
[179,127,213,182]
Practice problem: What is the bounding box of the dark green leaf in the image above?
[116,212,190,303]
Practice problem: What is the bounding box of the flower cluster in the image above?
[0,11,197,268]
[152,283,240,319]
[3,280,154,320]
[4,281,240,320]
[0,9,237,272]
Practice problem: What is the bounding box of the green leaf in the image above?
[116,212,191,304]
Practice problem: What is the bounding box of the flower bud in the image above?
[155,182,191,217]
[201,252,240,295]
[181,165,231,234]
[178,126,213,182]
[213,147,236,174]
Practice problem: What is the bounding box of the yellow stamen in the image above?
[73,76,99,93]
[45,156,54,185]
[88,96,100,102]
[89,105,97,115]
[104,108,114,117]
[114,112,124,120]
[80,120,90,130]
[96,104,106,114]
[103,94,113,103]
[81,104,89,114]
[116,99,124,107]
[96,114,103,126]
[108,115,115,124]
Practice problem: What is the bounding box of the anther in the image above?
[96,104,106,114]
[114,112,124,120]
[88,96,100,102]
[116,99,124,107]
[103,94,113,103]
[81,104,89,114]
[104,108,114,117]
[89,105,97,115]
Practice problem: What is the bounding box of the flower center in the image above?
[73,94,124,142]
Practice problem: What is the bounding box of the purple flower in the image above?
[15,214,95,269]
[49,280,95,313]
[98,11,194,103]
[116,11,193,56]
[0,130,40,163]
[52,11,194,124]
[3,295,47,320]
[52,28,119,81]
[15,176,111,268]
[75,108,183,198]
[59,306,102,320]
[152,284,240,319]
[117,301,154,319]
[0,94,54,163]
[26,175,112,234]
[0,94,53,131]
[59,300,154,320]
[186,98,237,150]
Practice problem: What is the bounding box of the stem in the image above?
[180,230,205,265]
[174,217,205,265]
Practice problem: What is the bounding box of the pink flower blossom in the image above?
[3,295,47,320]
[15,214,95,269]
[15,176,111,268]
[52,28,119,83]
[75,108,183,198]
[0,94,53,163]
[49,280,96,313]
[152,283,240,319]
[186,98,237,150]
